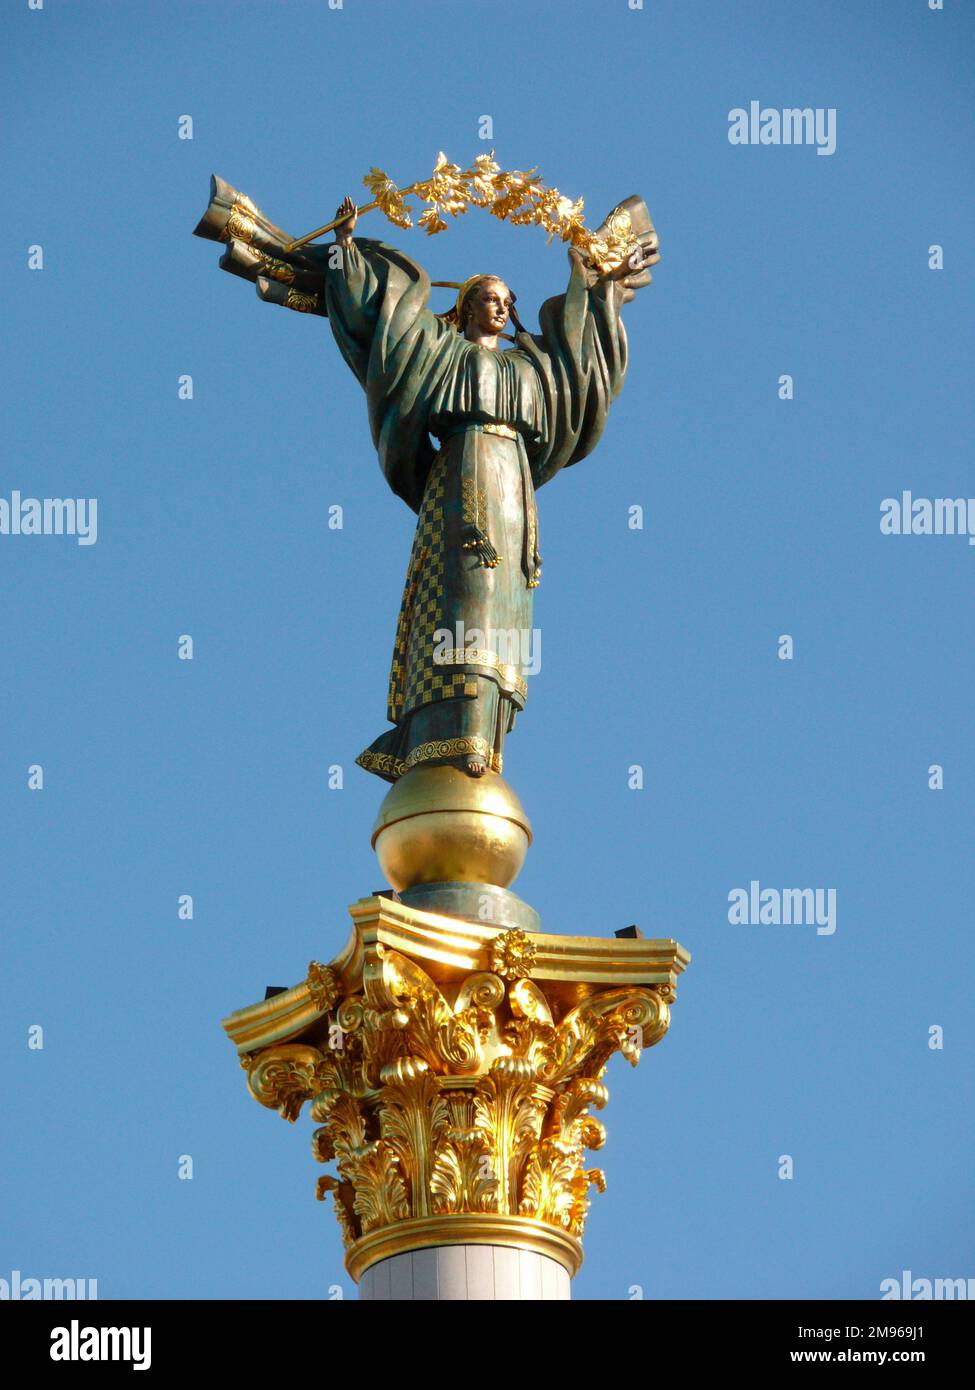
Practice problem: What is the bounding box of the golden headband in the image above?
[431,275,507,326]
[428,276,514,333]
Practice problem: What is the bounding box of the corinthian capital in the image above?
[224,895,689,1284]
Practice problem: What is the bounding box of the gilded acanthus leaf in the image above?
[520,1143,607,1237]
[540,988,668,1086]
[502,1016,557,1078]
[551,1078,609,1151]
[362,950,483,1076]
[430,1093,498,1215]
[349,1143,410,1233]
[247,1044,327,1122]
[430,1134,498,1215]
[474,1060,546,1215]
[520,1142,580,1230]
[308,1050,366,1119]
[311,1125,334,1164]
[399,992,481,1073]
[379,1063,448,1220]
[316,1175,358,1248]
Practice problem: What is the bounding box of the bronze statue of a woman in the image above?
[194,177,659,786]
[325,193,657,784]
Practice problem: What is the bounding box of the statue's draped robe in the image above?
[323,238,629,781]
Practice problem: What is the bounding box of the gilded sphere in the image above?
[371,765,532,891]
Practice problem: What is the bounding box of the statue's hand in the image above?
[606,235,660,301]
[590,198,660,301]
[334,194,358,246]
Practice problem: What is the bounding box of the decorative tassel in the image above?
[461,525,501,568]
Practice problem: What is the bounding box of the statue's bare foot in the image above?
[464,756,487,777]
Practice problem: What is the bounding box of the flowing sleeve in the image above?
[516,248,630,491]
[322,238,456,513]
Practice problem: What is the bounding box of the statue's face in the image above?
[464,279,511,338]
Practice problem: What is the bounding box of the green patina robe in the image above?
[324,238,630,782]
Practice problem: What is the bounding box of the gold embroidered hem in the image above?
[357,736,502,781]
[434,649,528,701]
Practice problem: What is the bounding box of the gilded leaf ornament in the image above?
[232,916,683,1277]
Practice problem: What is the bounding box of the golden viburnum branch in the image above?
[284,152,638,273]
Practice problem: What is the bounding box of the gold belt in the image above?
[436,422,519,445]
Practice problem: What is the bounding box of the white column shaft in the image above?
[358,1245,570,1300]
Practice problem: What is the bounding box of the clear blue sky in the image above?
[2,0,972,1300]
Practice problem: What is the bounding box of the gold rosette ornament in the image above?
[489,929,537,981]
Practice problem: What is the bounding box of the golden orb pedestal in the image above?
[371,765,532,892]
